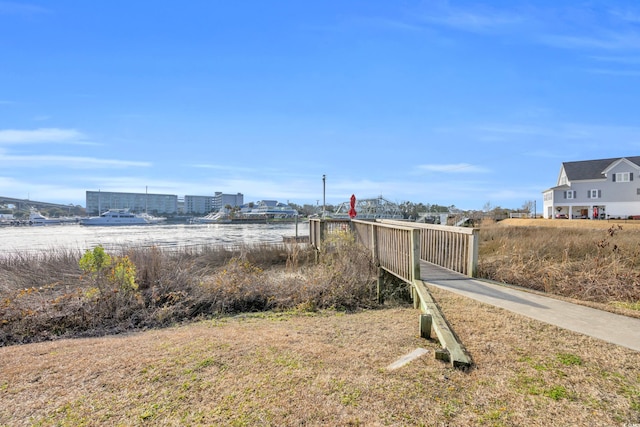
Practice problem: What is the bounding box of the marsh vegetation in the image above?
[2,221,640,346]
[479,220,640,312]
[1,222,639,426]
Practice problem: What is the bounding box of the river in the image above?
[0,222,310,255]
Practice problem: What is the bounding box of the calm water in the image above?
[0,222,309,255]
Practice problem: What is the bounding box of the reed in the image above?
[478,222,640,304]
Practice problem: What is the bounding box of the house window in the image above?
[613,172,632,182]
[588,189,601,199]
[564,190,576,199]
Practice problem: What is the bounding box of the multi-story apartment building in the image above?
[86,191,244,216]
[184,195,214,214]
[212,192,243,211]
[85,191,178,215]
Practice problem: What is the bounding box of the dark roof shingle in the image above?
[563,156,640,180]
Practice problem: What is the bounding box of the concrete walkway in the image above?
[420,261,640,352]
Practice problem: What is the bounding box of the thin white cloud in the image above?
[0,128,85,144]
[189,163,314,179]
[539,32,640,51]
[417,163,490,173]
[587,68,640,77]
[589,55,640,64]
[416,3,640,57]
[429,12,522,33]
[477,124,548,137]
[610,8,640,24]
[349,16,425,33]
[0,2,49,15]
[190,163,256,173]
[534,5,640,52]
[477,122,640,142]
[1,154,150,168]
[0,176,21,187]
[418,3,524,34]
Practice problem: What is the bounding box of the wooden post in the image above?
[435,349,450,362]
[319,219,326,242]
[420,314,432,339]
[410,228,421,283]
[370,222,378,266]
[314,219,325,264]
[468,228,479,277]
[377,267,385,304]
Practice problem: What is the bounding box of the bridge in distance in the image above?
[0,196,78,211]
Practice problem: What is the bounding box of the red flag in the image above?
[348,194,357,218]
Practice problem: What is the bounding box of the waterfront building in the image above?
[213,192,243,211]
[85,191,178,215]
[177,197,185,214]
[240,200,298,218]
[184,195,214,214]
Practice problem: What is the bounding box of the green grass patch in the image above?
[543,385,569,401]
[611,300,640,311]
[556,352,583,366]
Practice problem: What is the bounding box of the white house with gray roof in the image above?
[543,156,640,220]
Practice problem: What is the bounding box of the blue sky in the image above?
[2,1,640,211]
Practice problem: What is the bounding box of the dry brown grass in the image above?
[500,218,640,230]
[1,287,638,426]
[478,218,640,310]
[0,237,377,346]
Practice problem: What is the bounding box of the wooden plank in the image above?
[387,348,429,370]
[419,314,432,339]
[413,279,472,369]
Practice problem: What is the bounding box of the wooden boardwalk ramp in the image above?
[309,218,640,370]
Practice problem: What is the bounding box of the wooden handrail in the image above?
[379,219,479,277]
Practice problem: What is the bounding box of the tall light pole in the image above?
[322,174,326,218]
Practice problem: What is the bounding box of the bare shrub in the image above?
[0,237,376,346]
[193,258,271,315]
[188,233,377,317]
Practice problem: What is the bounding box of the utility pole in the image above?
[322,174,326,218]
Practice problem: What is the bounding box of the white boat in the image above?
[189,210,232,224]
[80,209,154,226]
[28,208,62,226]
[139,212,167,224]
